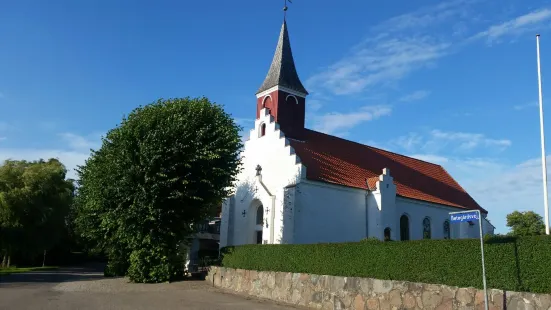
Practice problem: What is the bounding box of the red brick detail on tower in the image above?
[256,89,306,139]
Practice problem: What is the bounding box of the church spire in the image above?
[256,20,308,96]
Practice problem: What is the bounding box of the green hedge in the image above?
[221,236,551,294]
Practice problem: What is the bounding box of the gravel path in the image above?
[0,264,299,310]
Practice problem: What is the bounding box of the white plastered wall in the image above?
[219,108,305,247]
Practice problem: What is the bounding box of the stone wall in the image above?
[206,266,551,310]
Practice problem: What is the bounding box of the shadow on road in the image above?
[0,262,107,285]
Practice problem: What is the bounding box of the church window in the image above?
[262,95,272,107]
[443,220,450,239]
[400,215,410,241]
[286,95,299,104]
[259,123,266,137]
[423,217,431,239]
[255,204,263,244]
[256,205,264,225]
[384,227,391,241]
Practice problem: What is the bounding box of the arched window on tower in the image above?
[255,205,263,244]
[423,217,431,239]
[384,227,391,241]
[443,220,450,239]
[259,123,266,137]
[400,215,410,241]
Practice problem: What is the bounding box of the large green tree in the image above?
[506,210,546,236]
[0,159,74,268]
[74,97,242,283]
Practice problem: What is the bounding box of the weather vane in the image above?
[283,0,292,20]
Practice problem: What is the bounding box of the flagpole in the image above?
[536,34,551,235]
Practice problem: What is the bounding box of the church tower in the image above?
[255,20,308,140]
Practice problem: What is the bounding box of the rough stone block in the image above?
[456,288,474,305]
[535,294,551,309]
[435,298,452,310]
[329,276,346,294]
[267,272,276,289]
[422,290,443,309]
[403,292,416,309]
[416,296,424,309]
[389,289,402,307]
[311,291,323,304]
[373,279,393,294]
[379,297,391,310]
[366,298,379,310]
[408,282,424,295]
[333,296,346,310]
[353,294,365,310]
[359,278,373,296]
[344,277,361,293]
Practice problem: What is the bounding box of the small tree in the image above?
[506,211,545,236]
[0,159,74,268]
[74,97,242,282]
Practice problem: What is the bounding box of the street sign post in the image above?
[449,210,488,310]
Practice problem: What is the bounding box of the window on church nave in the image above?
[443,220,450,239]
[423,217,431,239]
[259,123,266,137]
[400,215,410,241]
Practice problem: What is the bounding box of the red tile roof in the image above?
[289,129,486,213]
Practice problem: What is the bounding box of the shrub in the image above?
[221,235,551,293]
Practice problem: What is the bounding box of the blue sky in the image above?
[2,0,551,234]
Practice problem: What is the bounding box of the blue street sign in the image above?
[450,210,480,223]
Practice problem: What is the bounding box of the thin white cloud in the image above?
[409,154,450,164]
[459,155,551,234]
[307,3,551,97]
[234,118,255,126]
[0,137,6,142]
[307,99,323,112]
[313,105,391,135]
[392,132,424,152]
[307,37,449,95]
[375,129,511,155]
[399,90,431,102]
[427,129,512,151]
[472,8,551,43]
[305,0,480,96]
[59,132,101,151]
[373,0,478,34]
[514,102,538,110]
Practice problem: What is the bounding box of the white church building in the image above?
[219,20,494,248]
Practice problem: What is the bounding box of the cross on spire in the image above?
[283,0,292,20]
[256,164,262,176]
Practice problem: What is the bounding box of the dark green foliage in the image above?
[506,211,546,236]
[74,97,242,283]
[0,159,75,268]
[221,235,551,293]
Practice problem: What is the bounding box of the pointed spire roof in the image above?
[257,21,309,96]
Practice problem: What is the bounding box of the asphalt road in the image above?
[0,264,298,310]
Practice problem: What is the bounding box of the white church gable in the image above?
[219,108,305,248]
